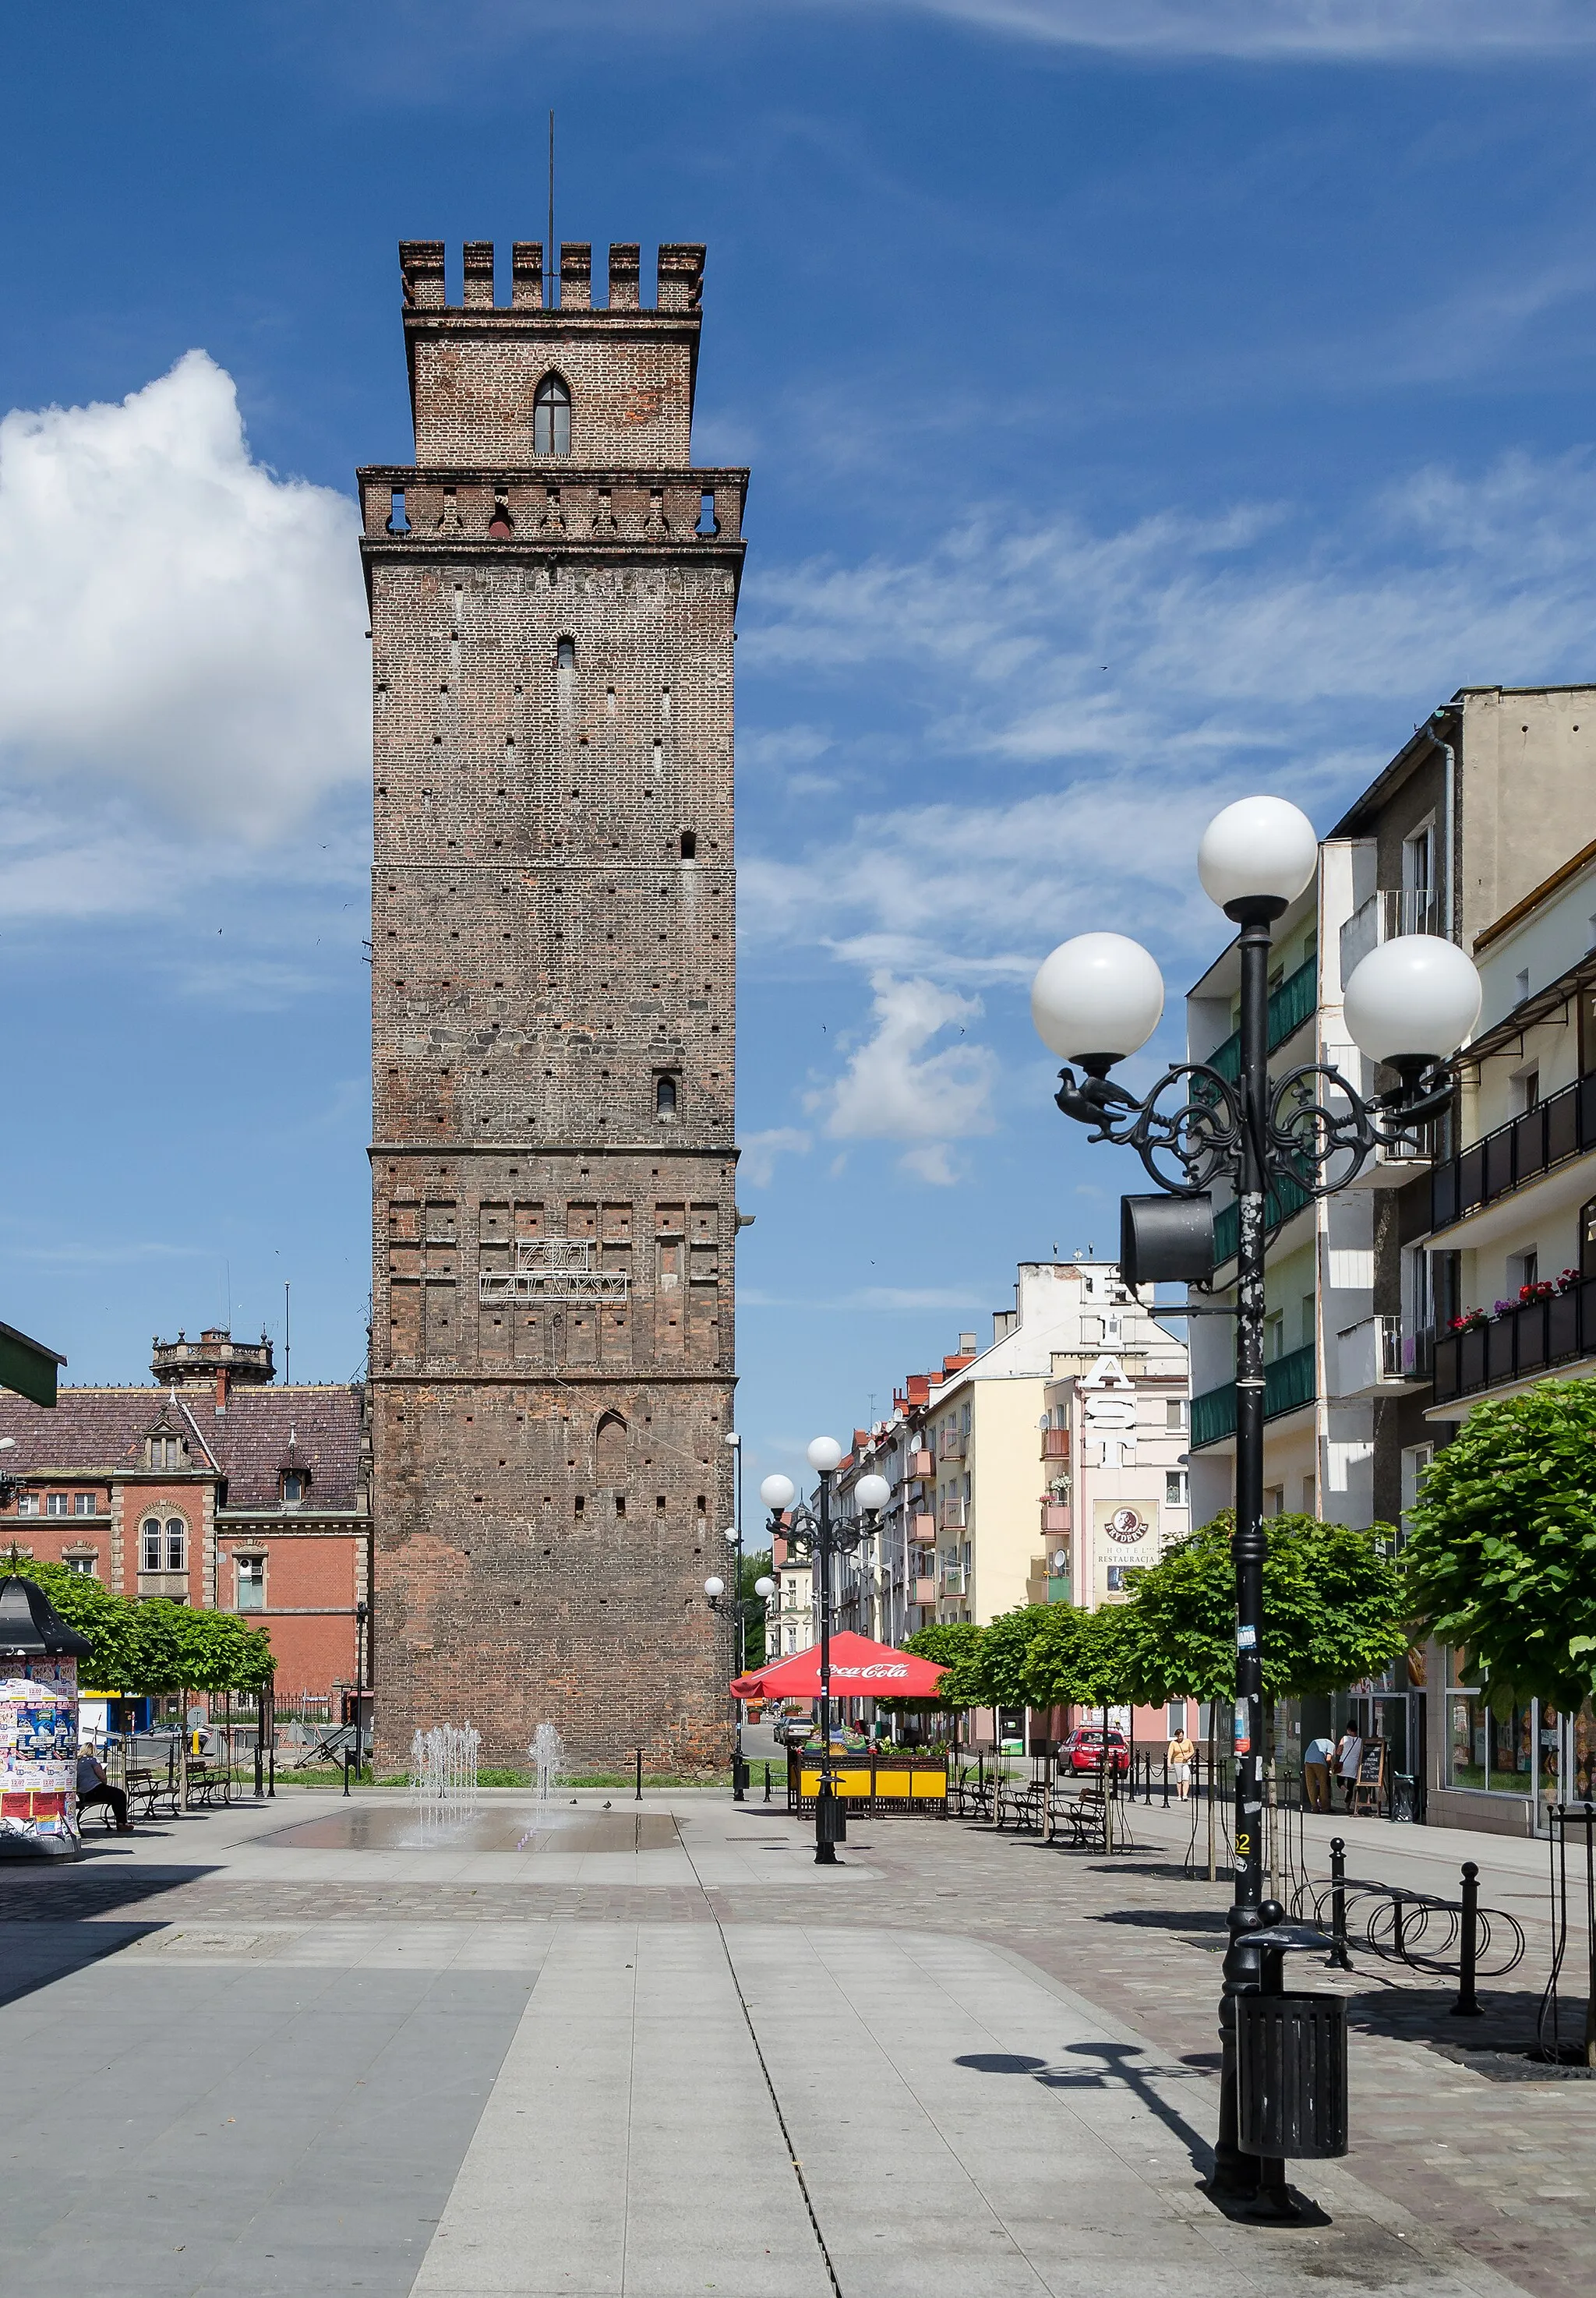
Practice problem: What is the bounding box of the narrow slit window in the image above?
[697,490,718,536]
[556,637,577,673]
[655,1075,678,1120]
[679,831,696,860]
[388,488,410,534]
[534,373,571,457]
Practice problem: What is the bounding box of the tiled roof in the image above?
[0,1385,365,1513]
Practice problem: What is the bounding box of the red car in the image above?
[1059,1727,1130,1777]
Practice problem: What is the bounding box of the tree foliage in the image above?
[739,1548,772,1672]
[1404,1379,1596,1712]
[898,1620,986,1711]
[8,1559,276,1696]
[1017,1604,1135,1710]
[1113,1513,1408,1707]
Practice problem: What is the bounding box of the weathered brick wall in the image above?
[362,238,744,1774]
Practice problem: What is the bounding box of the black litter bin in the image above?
[1236,1990,1348,2159]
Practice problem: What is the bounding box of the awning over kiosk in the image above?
[732,1631,948,1702]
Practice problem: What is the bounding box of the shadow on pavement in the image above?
[955,2039,1216,2178]
[0,1919,169,2010]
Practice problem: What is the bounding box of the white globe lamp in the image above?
[1197,796,1319,918]
[806,1435,843,1474]
[760,1473,796,1512]
[1030,933,1165,1066]
[754,1576,775,1600]
[703,1576,725,1600]
[1344,936,1481,1068]
[854,1473,891,1515]
[723,1524,739,1544]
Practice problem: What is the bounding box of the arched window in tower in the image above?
[655,1075,679,1121]
[534,373,571,457]
[556,636,577,674]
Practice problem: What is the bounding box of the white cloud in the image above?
[742,448,1596,992]
[807,971,998,1180]
[739,1126,813,1187]
[0,351,368,918]
[845,1,1596,59]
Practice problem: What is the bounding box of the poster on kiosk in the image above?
[0,1574,94,1859]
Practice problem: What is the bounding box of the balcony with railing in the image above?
[1336,1315,1431,1400]
[1432,1277,1596,1407]
[940,1565,967,1596]
[908,1448,934,1479]
[1206,955,1318,1085]
[1040,1428,1070,1461]
[1040,1500,1071,1535]
[1338,886,1439,987]
[1429,1074,1596,1235]
[1190,1340,1316,1449]
[938,1493,967,1530]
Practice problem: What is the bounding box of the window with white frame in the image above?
[144,1516,186,1572]
[45,1492,69,1516]
[236,1555,266,1611]
[140,1516,162,1571]
[63,1555,97,1576]
[16,1492,38,1516]
[1165,1470,1188,1506]
[73,1491,96,1516]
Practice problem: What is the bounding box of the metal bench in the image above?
[994,1781,1047,1833]
[121,1766,180,1822]
[185,1763,235,1809]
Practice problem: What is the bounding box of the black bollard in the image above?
[1328,1834,1351,1970]
[1452,1860,1482,2017]
[764,1761,772,1803]
[634,1747,643,1803]
[1161,1756,1170,1809]
[1392,1891,1407,1963]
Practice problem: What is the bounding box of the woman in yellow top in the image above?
[1167,1728,1195,1799]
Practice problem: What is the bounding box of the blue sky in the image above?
[5,2,1596,1491]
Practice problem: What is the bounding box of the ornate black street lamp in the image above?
[1031,793,1481,2207]
[760,1442,890,1865]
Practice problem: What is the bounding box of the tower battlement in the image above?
[400,240,704,316]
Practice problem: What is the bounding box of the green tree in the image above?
[738,1548,772,1671]
[1404,1380,1596,1713]
[900,1620,986,1710]
[974,1605,1053,1707]
[7,1559,274,1696]
[1116,1512,1408,1707]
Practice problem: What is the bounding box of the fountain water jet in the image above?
[530,1722,565,1802]
[409,1723,481,1827]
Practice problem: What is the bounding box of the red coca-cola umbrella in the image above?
[730,1630,946,1701]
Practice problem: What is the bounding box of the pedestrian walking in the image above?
[1167,1726,1194,1800]
[1334,1726,1363,1813]
[1304,1731,1336,1813]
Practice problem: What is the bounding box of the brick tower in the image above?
[358,239,745,1772]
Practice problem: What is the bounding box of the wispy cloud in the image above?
[739,1127,813,1187]
[803,971,1000,1181]
[844,1,1596,60]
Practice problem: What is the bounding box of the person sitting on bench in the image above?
[76,1746,132,1834]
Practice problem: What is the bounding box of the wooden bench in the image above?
[994,1781,1047,1833]
[185,1763,235,1809]
[121,1766,180,1822]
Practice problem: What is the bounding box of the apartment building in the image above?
[837,1262,1188,1634]
[1421,835,1596,1821]
[765,1533,816,1661]
[1185,686,1596,1830]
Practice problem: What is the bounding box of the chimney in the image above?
[215,1364,228,1416]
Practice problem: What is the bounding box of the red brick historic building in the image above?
[358,236,743,1771]
[0,1326,369,1712]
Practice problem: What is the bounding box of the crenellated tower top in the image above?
[397,239,707,467]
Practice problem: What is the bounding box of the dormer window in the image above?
[282,1473,303,1507]
[534,373,571,457]
[147,1434,185,1469]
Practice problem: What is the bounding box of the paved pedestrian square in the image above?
[0,1788,1591,2296]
